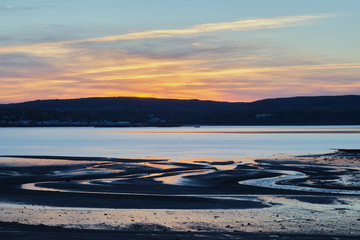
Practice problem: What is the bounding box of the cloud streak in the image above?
[80,15,328,43]
[0,15,330,54]
[83,63,360,81]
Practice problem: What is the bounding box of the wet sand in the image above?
[0,153,360,239]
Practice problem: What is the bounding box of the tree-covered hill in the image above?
[1,95,360,126]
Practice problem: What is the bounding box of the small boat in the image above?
[194,125,200,128]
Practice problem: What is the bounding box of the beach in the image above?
[0,152,359,239]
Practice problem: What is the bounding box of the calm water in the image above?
[1,126,360,161]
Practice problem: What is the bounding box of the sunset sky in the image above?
[1,0,359,103]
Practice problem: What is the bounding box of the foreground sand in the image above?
[0,152,359,239]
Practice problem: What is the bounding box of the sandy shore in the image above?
[0,153,359,239]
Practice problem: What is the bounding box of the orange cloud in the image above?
[2,52,359,103]
[72,63,360,82]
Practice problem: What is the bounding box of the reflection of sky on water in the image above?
[11,154,360,196]
[0,126,359,160]
[156,169,214,186]
[240,170,360,195]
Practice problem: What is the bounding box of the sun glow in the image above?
[0,12,359,103]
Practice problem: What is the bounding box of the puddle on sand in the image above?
[156,169,215,186]
[239,169,360,195]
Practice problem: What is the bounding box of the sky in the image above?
[0,0,359,103]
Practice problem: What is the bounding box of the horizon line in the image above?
[2,94,359,105]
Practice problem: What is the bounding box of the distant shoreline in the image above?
[2,95,360,126]
[1,124,360,128]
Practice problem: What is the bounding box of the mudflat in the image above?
[0,152,359,239]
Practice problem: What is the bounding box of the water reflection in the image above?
[1,126,360,160]
[3,155,357,197]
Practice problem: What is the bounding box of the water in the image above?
[0,126,359,161]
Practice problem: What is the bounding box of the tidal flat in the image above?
[0,152,359,239]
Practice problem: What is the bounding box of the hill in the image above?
[2,97,240,111]
[1,95,360,126]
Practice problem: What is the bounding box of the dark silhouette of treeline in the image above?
[1,95,360,126]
